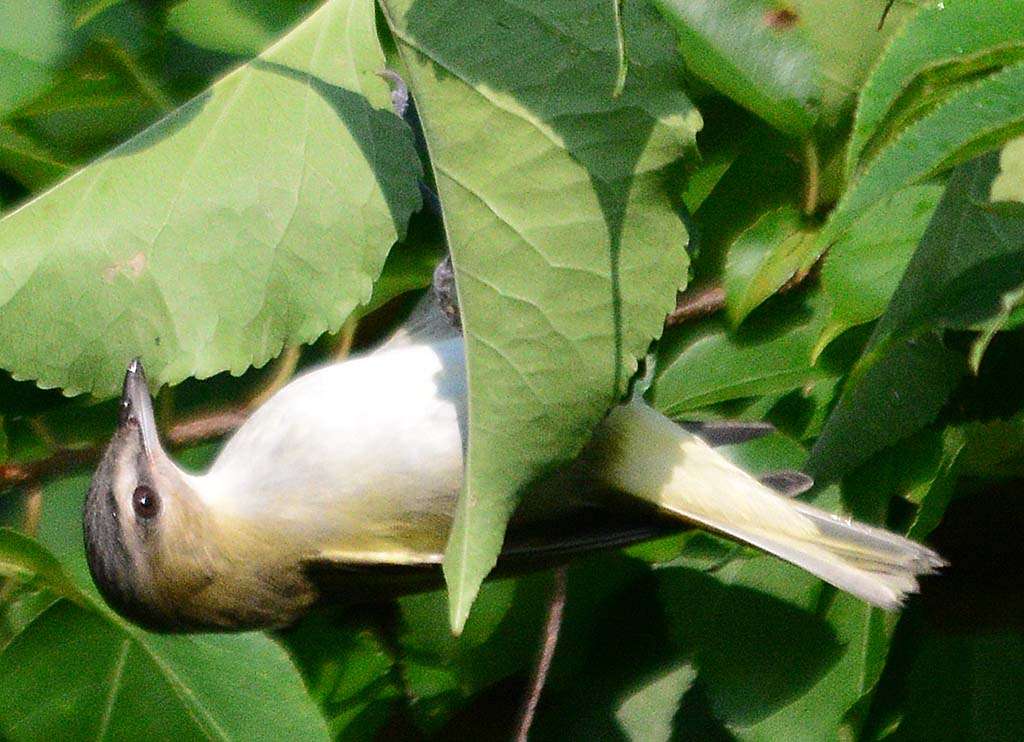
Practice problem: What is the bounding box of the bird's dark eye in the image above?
[132,485,160,519]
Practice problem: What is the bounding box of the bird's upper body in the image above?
[86,337,478,630]
[85,314,943,632]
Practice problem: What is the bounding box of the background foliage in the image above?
[1,0,1023,739]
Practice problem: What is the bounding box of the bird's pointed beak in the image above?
[120,358,160,458]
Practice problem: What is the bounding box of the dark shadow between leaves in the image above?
[657,567,841,727]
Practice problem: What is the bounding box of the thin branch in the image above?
[21,486,42,536]
[332,316,359,361]
[664,284,726,327]
[514,566,568,742]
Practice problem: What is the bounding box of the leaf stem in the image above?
[611,0,629,98]
[802,138,820,216]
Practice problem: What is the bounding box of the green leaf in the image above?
[651,289,830,416]
[816,183,944,356]
[0,475,329,741]
[826,61,1024,242]
[395,574,550,733]
[809,147,1024,481]
[723,204,817,326]
[615,663,697,741]
[381,0,698,631]
[279,611,400,741]
[167,0,320,57]
[867,607,1024,741]
[0,124,70,190]
[0,528,80,603]
[848,0,1024,176]
[905,430,965,540]
[0,600,330,741]
[657,538,896,739]
[807,332,965,484]
[652,0,820,136]
[788,0,916,128]
[969,284,1024,373]
[0,2,77,118]
[0,0,422,396]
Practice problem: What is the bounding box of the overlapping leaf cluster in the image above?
[1,1,1023,739]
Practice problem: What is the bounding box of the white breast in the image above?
[200,337,467,555]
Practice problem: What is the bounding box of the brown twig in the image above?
[664,284,726,327]
[0,406,249,493]
[513,566,568,742]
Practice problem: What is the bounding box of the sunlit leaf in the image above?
[652,290,830,416]
[0,0,422,396]
[167,0,319,57]
[825,61,1024,242]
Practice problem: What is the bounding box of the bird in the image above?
[83,291,945,633]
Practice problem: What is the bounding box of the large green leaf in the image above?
[0,2,77,118]
[809,147,1024,481]
[0,600,329,741]
[848,0,1024,177]
[815,183,944,355]
[381,0,698,631]
[652,0,820,137]
[825,61,1024,242]
[0,0,421,396]
[278,610,401,741]
[0,526,328,741]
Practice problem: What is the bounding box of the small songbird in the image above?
[83,296,944,632]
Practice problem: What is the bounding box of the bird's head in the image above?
[83,360,218,631]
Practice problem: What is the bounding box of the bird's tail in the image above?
[594,402,946,609]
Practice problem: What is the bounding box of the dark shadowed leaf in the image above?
[723,204,817,327]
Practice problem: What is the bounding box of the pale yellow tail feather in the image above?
[595,402,945,609]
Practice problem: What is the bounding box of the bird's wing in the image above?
[301,502,683,602]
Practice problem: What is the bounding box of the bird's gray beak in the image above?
[120,358,160,458]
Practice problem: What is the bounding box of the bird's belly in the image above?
[204,339,467,554]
